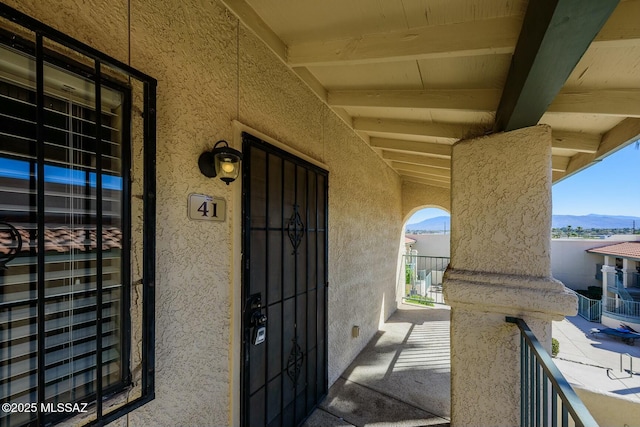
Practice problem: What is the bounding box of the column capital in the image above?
[444,268,577,320]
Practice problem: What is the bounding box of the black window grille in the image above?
[0,4,156,427]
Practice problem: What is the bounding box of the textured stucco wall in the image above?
[451,125,553,277]
[323,115,403,385]
[445,126,576,427]
[551,239,605,290]
[409,234,451,258]
[401,181,450,222]
[1,1,404,425]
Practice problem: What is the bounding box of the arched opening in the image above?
[400,206,451,306]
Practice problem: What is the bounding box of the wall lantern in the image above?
[198,140,243,185]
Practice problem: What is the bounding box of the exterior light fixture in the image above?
[198,140,243,185]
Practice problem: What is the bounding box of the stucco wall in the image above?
[551,239,606,290]
[408,234,451,258]
[402,181,450,221]
[1,1,403,425]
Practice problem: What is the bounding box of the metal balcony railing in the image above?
[574,292,602,323]
[506,317,598,427]
[602,296,640,322]
[401,254,449,305]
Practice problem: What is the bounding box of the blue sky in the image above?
[408,142,640,224]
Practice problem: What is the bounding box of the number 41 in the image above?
[197,201,218,218]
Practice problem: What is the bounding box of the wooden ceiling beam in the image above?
[398,170,450,182]
[369,137,451,159]
[564,118,640,177]
[381,151,451,169]
[594,0,640,49]
[370,138,452,158]
[329,87,640,117]
[287,16,520,67]
[328,89,500,111]
[548,89,640,117]
[493,0,619,132]
[390,162,451,179]
[354,117,484,140]
[552,131,600,153]
[551,155,570,172]
[401,175,450,189]
[286,0,640,67]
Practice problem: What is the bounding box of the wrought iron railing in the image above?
[506,317,598,427]
[574,292,602,323]
[401,254,449,305]
[602,296,640,321]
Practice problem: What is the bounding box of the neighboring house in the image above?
[587,241,640,330]
[1,2,638,427]
[404,236,416,255]
[550,235,640,291]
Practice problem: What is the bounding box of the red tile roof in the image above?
[587,242,640,259]
[0,226,122,255]
[405,236,416,244]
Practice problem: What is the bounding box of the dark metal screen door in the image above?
[241,132,328,427]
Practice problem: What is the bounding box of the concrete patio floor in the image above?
[552,315,640,401]
[302,304,451,427]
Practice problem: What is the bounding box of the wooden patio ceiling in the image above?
[221,0,640,190]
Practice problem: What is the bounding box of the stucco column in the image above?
[443,125,576,427]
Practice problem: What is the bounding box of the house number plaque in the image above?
[188,193,226,222]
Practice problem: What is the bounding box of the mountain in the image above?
[551,214,640,229]
[406,214,640,232]
[406,216,450,232]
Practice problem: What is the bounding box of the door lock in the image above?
[247,294,267,345]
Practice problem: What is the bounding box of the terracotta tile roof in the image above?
[405,236,416,244]
[0,226,122,255]
[587,242,640,259]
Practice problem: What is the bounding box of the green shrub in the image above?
[551,338,559,357]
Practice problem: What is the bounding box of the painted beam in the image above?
[493,0,619,132]
[401,175,451,189]
[381,151,451,169]
[564,118,640,177]
[552,131,600,153]
[329,87,640,117]
[551,155,570,172]
[549,89,640,117]
[398,170,450,182]
[370,138,452,158]
[354,117,484,140]
[287,16,520,66]
[594,0,640,49]
[390,162,451,179]
[286,0,639,67]
[328,88,500,111]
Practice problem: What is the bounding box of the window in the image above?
[0,5,156,426]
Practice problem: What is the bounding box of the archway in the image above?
[400,206,451,306]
